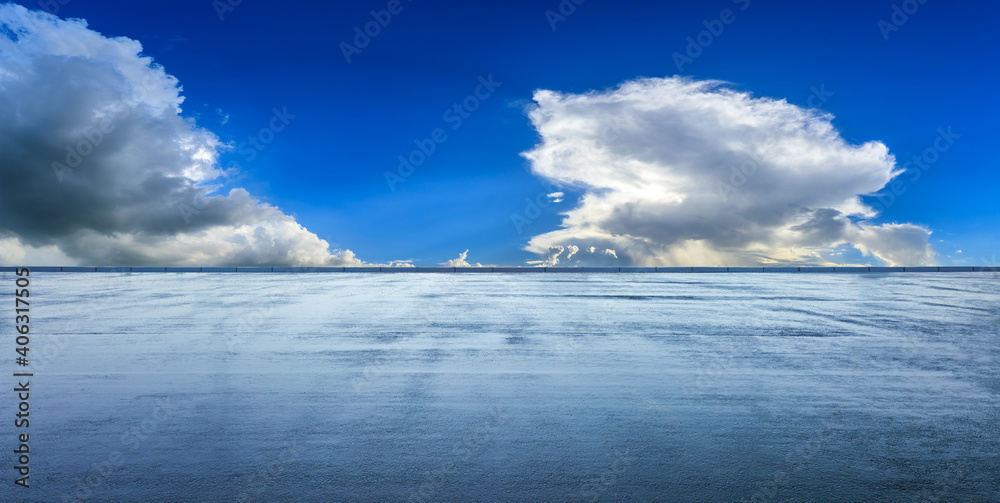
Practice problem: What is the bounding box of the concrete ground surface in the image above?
[5,272,999,502]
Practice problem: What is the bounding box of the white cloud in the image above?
[565,244,578,260]
[546,192,564,203]
[521,76,936,266]
[0,235,76,265]
[386,260,416,267]
[526,245,619,267]
[850,223,935,266]
[440,249,482,267]
[0,5,366,266]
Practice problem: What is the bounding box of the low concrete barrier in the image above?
[165,267,201,273]
[870,267,905,273]
[96,266,133,273]
[547,267,620,273]
[21,266,62,272]
[234,267,272,273]
[392,267,453,273]
[620,267,656,273]
[455,267,493,273]
[494,267,545,273]
[692,267,728,273]
[834,267,869,273]
[729,267,764,272]
[763,267,798,273]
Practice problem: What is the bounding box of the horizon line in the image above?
[3,266,995,273]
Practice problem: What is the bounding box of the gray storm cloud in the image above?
[0,4,364,266]
[521,77,936,266]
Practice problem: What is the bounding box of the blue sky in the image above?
[0,0,996,266]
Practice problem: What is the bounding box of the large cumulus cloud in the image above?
[521,77,935,266]
[0,4,364,266]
